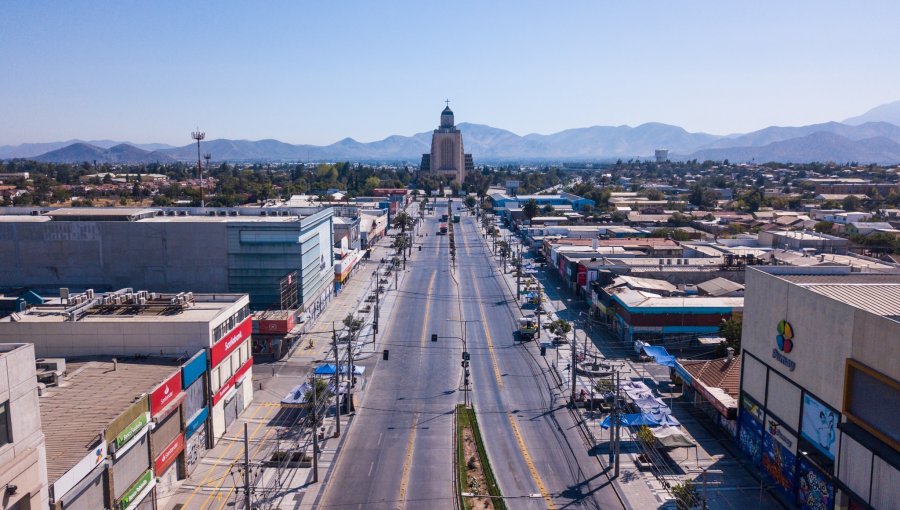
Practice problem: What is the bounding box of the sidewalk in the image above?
[165,207,417,510]
[485,223,781,509]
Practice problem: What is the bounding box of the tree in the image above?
[813,221,834,234]
[672,480,700,510]
[547,319,572,343]
[842,195,862,212]
[392,234,411,269]
[464,195,476,209]
[393,211,414,233]
[523,199,539,220]
[720,317,742,353]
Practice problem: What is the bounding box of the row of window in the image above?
[212,305,251,343]
[209,339,252,394]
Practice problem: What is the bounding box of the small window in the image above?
[0,401,10,446]
[210,366,220,391]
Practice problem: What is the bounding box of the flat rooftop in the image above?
[0,291,245,324]
[40,357,182,484]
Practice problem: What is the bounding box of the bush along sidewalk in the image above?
[456,404,506,510]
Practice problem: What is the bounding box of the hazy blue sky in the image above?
[2,1,898,146]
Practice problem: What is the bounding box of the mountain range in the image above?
[5,100,900,165]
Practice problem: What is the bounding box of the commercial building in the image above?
[419,105,473,182]
[0,343,48,510]
[39,356,203,510]
[0,206,335,310]
[0,289,253,445]
[738,269,900,510]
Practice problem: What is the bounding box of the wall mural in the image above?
[762,431,798,500]
[801,393,839,460]
[739,411,763,465]
[798,456,834,510]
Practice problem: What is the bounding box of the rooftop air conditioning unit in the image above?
[86,289,94,299]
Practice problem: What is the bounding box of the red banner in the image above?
[212,358,254,406]
[211,317,252,366]
[154,433,184,474]
[577,265,587,286]
[150,371,182,418]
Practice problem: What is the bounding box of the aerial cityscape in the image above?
[1,3,898,510]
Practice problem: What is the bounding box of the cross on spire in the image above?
[445,98,450,108]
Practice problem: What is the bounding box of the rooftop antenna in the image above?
[191,128,206,207]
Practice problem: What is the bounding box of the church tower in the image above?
[420,102,473,183]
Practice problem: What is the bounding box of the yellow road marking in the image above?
[213,409,280,510]
[395,271,436,506]
[197,403,277,510]
[471,275,504,390]
[182,401,267,508]
[395,413,420,510]
[507,412,556,509]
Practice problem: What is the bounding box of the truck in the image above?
[452,214,460,223]
[517,316,538,341]
[439,223,448,235]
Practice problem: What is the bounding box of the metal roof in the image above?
[805,284,900,319]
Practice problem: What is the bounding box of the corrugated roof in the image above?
[697,277,744,297]
[679,357,742,398]
[806,284,900,319]
[40,357,180,483]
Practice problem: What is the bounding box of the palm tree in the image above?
[523,199,539,220]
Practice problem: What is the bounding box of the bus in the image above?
[452,214,460,223]
[439,223,448,234]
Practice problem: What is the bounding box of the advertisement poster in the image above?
[738,410,763,465]
[801,393,839,460]
[798,457,834,510]
[762,431,797,500]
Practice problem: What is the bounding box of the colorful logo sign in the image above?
[150,371,183,418]
[773,320,797,371]
[777,320,794,353]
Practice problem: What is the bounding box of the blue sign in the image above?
[182,350,208,389]
[800,393,838,461]
[185,407,209,439]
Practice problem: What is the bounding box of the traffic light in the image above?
[540,345,547,357]
[382,349,389,360]
[431,333,437,342]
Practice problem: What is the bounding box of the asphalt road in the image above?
[456,214,624,510]
[319,200,622,510]
[317,205,460,510]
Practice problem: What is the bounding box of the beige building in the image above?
[738,269,900,510]
[420,104,473,182]
[0,343,49,510]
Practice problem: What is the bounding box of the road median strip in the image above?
[456,405,506,510]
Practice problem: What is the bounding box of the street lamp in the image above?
[446,318,480,408]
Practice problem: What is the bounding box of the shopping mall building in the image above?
[738,268,899,510]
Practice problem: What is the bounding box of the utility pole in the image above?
[571,324,577,403]
[614,368,621,478]
[374,270,380,335]
[516,249,522,297]
[311,375,319,483]
[243,422,251,509]
[536,286,543,334]
[347,328,355,414]
[191,129,205,207]
[203,152,211,208]
[332,322,340,437]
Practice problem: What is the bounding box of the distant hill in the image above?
[0,140,175,159]
[35,143,174,164]
[14,99,900,164]
[688,132,900,164]
[844,100,900,126]
[696,121,900,149]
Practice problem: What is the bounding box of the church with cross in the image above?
[420,100,474,183]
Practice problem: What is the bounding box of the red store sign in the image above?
[212,358,254,406]
[155,433,185,474]
[211,317,252,366]
[151,371,183,418]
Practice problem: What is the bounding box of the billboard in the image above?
[800,393,839,460]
